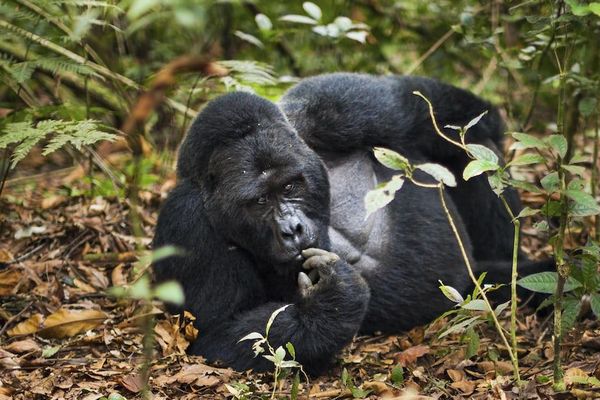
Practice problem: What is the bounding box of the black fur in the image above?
[154,74,552,375]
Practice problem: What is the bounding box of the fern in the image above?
[0,119,117,168]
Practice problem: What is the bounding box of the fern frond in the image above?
[219,60,277,86]
[0,119,117,168]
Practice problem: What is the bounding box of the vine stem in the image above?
[436,185,520,382]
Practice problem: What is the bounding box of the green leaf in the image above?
[517,272,582,294]
[265,304,291,336]
[364,175,404,217]
[255,14,272,31]
[466,144,499,164]
[286,342,296,359]
[373,147,411,172]
[128,0,160,18]
[562,164,586,177]
[107,394,128,400]
[42,345,61,358]
[279,14,317,25]
[578,97,597,117]
[439,316,480,338]
[461,299,490,311]
[415,163,456,187]
[238,332,264,342]
[541,172,559,192]
[151,246,184,263]
[129,274,151,299]
[350,387,371,398]
[302,2,322,21]
[510,132,547,150]
[274,346,286,363]
[464,328,480,359]
[508,153,545,166]
[154,281,184,305]
[391,365,404,385]
[591,293,600,318]
[345,30,368,44]
[463,159,499,180]
[516,206,540,219]
[509,179,543,193]
[562,298,581,334]
[464,111,488,132]
[291,371,300,400]
[565,189,600,216]
[234,31,264,48]
[439,281,464,303]
[590,2,600,16]
[546,135,568,159]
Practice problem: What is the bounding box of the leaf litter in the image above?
[0,156,599,399]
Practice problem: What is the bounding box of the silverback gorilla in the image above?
[153,73,552,375]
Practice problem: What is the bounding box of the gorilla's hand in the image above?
[298,248,368,301]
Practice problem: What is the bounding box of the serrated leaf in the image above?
[466,144,499,164]
[416,163,456,187]
[463,159,499,180]
[510,132,547,150]
[279,14,317,25]
[546,135,568,159]
[302,2,322,20]
[464,111,488,131]
[508,153,545,167]
[154,281,184,305]
[373,147,411,171]
[517,272,582,294]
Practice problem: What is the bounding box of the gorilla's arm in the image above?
[154,180,369,374]
[280,73,503,162]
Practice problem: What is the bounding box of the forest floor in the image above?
[1,153,600,400]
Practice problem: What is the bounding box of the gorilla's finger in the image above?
[298,272,313,290]
[301,248,331,258]
[302,254,338,271]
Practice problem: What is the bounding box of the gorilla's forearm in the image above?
[190,262,369,375]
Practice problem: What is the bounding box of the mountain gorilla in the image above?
[153,73,551,375]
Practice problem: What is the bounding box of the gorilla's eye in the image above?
[283,183,294,194]
[257,195,268,205]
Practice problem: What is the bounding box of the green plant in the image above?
[238,305,307,400]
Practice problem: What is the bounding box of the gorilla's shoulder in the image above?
[177,91,287,180]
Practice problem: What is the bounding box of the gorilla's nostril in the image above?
[295,223,303,235]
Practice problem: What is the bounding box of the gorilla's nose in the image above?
[279,215,306,247]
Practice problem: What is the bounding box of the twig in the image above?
[0,302,33,339]
[406,29,454,75]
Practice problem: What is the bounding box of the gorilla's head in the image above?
[177,92,331,272]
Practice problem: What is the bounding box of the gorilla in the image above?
[153,73,551,375]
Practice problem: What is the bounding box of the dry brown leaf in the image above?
[3,339,41,353]
[0,249,13,263]
[7,313,44,337]
[396,345,430,367]
[564,367,589,386]
[447,369,465,382]
[363,381,392,396]
[120,374,144,393]
[154,363,232,387]
[0,268,21,296]
[41,195,67,209]
[111,264,128,286]
[38,308,108,338]
[450,380,475,395]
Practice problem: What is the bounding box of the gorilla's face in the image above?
[203,121,331,272]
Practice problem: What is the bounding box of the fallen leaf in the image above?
[363,381,392,396]
[3,339,40,353]
[0,268,21,296]
[450,380,475,395]
[120,374,144,393]
[7,314,44,337]
[111,264,128,286]
[38,308,108,338]
[396,345,430,367]
[41,195,67,209]
[447,369,465,382]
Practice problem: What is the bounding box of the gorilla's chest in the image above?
[324,152,391,272]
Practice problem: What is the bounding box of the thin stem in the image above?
[437,185,520,382]
[413,91,466,149]
[593,115,599,241]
